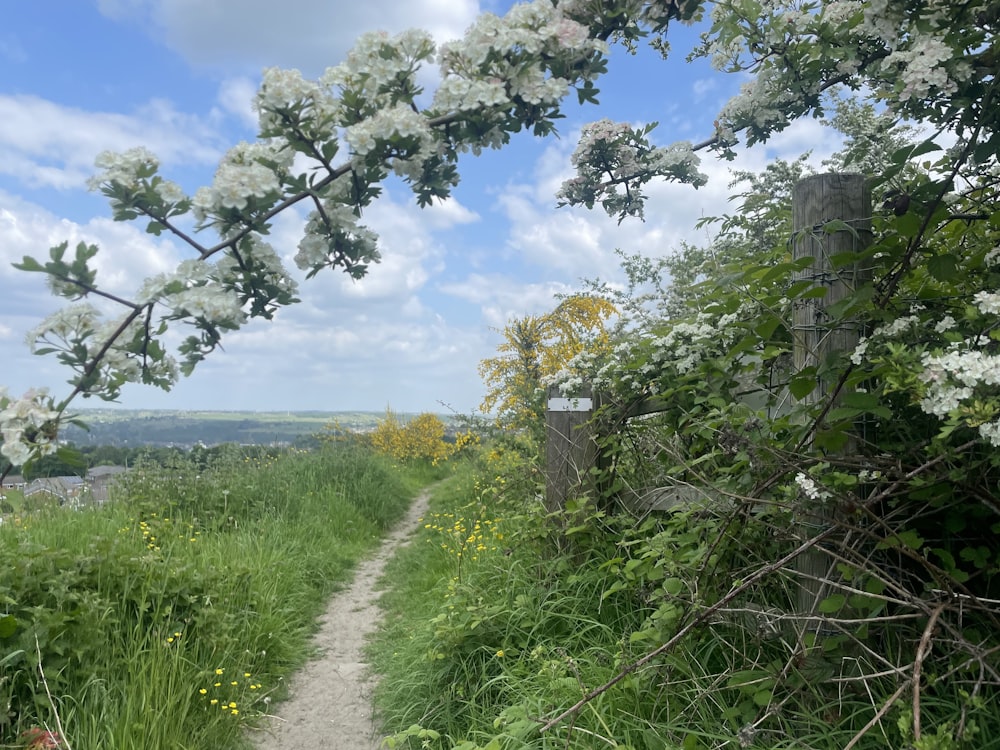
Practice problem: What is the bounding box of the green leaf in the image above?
[827,406,863,422]
[0,649,24,668]
[927,253,959,282]
[878,529,925,551]
[789,370,818,399]
[895,212,922,238]
[0,614,17,639]
[890,139,941,163]
[821,219,859,239]
[814,427,851,452]
[840,391,879,409]
[662,577,684,596]
[755,315,783,340]
[601,580,627,600]
[795,654,835,682]
[818,593,846,613]
[49,240,69,261]
[13,255,46,272]
[800,286,830,299]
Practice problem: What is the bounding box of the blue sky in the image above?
[0,1,840,415]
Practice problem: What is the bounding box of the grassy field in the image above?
[59,408,407,447]
[0,443,440,749]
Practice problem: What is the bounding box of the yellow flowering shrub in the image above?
[369,409,458,464]
[478,295,615,430]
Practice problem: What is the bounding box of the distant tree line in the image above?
[5,441,293,480]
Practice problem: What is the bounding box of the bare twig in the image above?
[538,521,839,733]
[34,635,73,750]
[912,605,946,743]
[842,681,909,750]
[539,439,980,735]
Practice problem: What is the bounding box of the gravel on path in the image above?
[248,488,432,750]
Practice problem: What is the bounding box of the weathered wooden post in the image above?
[791,173,872,632]
[544,383,597,514]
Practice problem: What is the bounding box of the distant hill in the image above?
[60,409,426,447]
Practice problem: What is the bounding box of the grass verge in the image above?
[369,445,1000,750]
[0,443,423,749]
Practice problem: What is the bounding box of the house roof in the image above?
[24,476,85,496]
[87,465,127,478]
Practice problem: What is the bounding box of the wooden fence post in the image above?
[544,384,597,514]
[791,173,872,631]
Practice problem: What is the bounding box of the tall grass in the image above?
[0,443,417,749]
[369,446,1000,750]
[370,455,658,748]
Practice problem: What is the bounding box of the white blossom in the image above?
[87,147,159,191]
[0,388,60,466]
[795,472,830,502]
[154,179,186,204]
[978,420,1000,447]
[850,337,869,365]
[26,304,102,349]
[884,37,963,102]
[934,315,957,333]
[167,285,245,327]
[973,291,1000,315]
[192,141,292,221]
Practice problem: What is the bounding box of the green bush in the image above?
[371,447,1000,750]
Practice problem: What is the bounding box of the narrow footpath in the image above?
[249,488,432,750]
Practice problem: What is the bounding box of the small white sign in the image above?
[547,397,593,412]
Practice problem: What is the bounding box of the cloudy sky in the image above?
[1,1,839,415]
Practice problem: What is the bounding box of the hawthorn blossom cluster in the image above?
[645,312,742,374]
[850,315,920,365]
[687,0,986,153]
[918,345,1000,446]
[548,309,743,398]
[192,141,292,222]
[25,305,180,400]
[558,119,706,220]
[0,388,60,466]
[216,236,299,304]
[794,472,831,502]
[325,28,435,112]
[435,3,603,114]
[87,147,160,191]
[294,197,379,275]
[255,67,333,139]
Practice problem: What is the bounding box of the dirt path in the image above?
[248,489,431,750]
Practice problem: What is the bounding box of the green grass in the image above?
[369,447,1000,750]
[0,443,423,749]
[369,456,660,749]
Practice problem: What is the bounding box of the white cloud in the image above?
[692,78,716,100]
[100,0,481,76]
[0,186,492,413]
[439,273,580,328]
[0,192,181,295]
[0,94,224,190]
[493,116,845,287]
[214,77,259,131]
